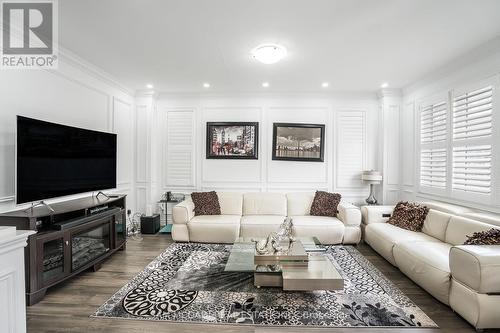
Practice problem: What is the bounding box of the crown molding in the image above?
[157,90,378,101]
[57,46,135,96]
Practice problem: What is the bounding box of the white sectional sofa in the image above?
[172,192,362,245]
[361,202,500,330]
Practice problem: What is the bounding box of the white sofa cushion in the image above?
[393,241,452,304]
[240,215,286,238]
[445,216,497,246]
[364,223,441,266]
[291,215,344,245]
[188,215,240,243]
[217,192,243,215]
[243,192,287,216]
[286,192,314,216]
[422,209,452,242]
[189,215,241,225]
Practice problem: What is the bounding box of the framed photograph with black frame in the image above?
[206,122,259,159]
[272,123,325,162]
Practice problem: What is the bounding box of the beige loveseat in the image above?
[361,202,500,330]
[172,192,362,245]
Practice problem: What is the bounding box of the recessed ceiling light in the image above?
[380,82,389,88]
[146,83,154,89]
[252,44,287,64]
[203,83,210,88]
[322,82,329,88]
[262,82,270,88]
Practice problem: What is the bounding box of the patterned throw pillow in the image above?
[190,191,221,216]
[464,228,500,245]
[387,201,429,232]
[310,191,341,217]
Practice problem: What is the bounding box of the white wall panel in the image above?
[113,98,133,186]
[135,105,148,183]
[402,102,415,187]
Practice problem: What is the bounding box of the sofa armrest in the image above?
[450,245,500,294]
[337,202,361,227]
[360,205,395,225]
[172,200,195,224]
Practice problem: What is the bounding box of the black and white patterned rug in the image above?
[93,243,437,328]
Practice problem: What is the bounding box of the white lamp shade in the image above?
[361,170,382,184]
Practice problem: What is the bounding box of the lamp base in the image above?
[365,183,378,205]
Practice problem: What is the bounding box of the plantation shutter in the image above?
[419,100,447,191]
[451,85,494,197]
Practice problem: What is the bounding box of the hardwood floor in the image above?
[26,234,486,333]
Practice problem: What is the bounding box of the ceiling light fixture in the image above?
[203,83,210,88]
[322,82,329,88]
[262,82,270,88]
[252,43,287,64]
[380,82,389,88]
[146,83,154,89]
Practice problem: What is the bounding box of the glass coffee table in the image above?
[224,237,344,291]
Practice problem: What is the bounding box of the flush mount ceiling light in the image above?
[252,44,287,64]
[262,82,270,88]
[322,82,329,88]
[146,83,154,89]
[380,82,389,88]
[203,83,210,88]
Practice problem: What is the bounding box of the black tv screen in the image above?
[16,116,117,204]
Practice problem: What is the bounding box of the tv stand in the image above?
[0,195,127,305]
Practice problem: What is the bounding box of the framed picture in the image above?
[206,122,259,159]
[272,123,325,162]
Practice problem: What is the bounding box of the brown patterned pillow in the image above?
[310,191,341,217]
[387,201,429,232]
[464,228,500,245]
[190,191,221,216]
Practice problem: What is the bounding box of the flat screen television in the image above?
[16,116,117,204]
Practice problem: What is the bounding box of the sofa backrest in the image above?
[462,212,500,228]
[216,192,243,215]
[243,192,287,216]
[286,192,314,216]
[445,216,498,245]
[421,201,475,215]
[422,209,452,242]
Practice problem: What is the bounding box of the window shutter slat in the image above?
[420,148,447,189]
[452,145,492,195]
[452,86,493,140]
[420,101,447,144]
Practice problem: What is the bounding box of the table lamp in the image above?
[361,170,382,205]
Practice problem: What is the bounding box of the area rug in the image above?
[92,243,437,328]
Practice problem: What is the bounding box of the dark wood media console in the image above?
[0,195,127,305]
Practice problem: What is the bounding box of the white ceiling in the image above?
[59,0,500,93]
